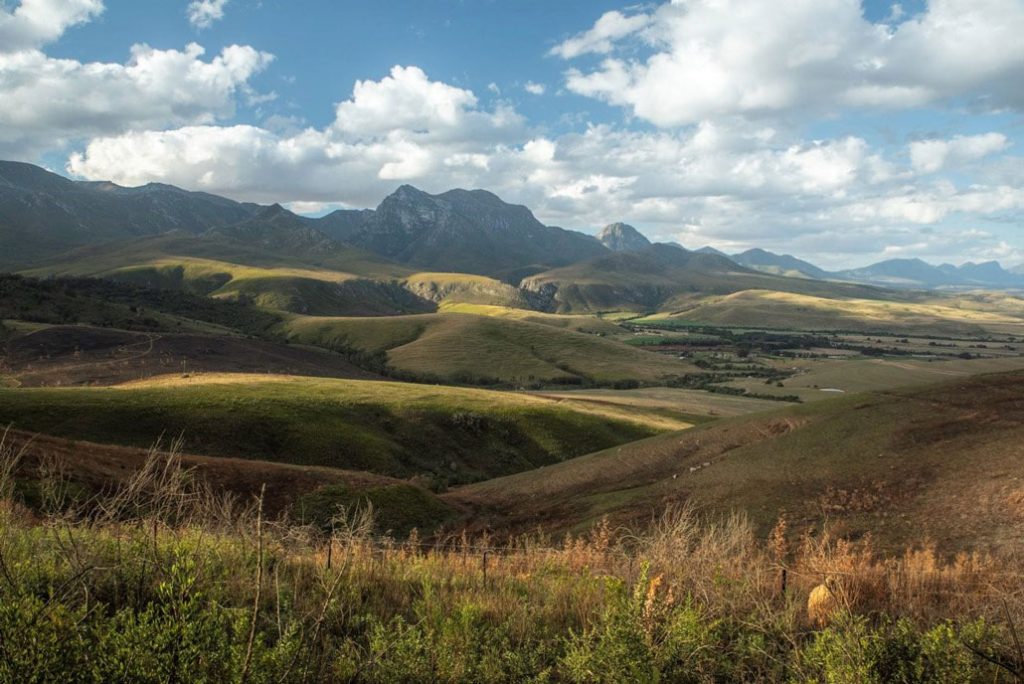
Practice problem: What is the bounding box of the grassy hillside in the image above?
[4,460,1018,682]
[29,237,593,316]
[285,312,692,385]
[452,370,1024,551]
[31,248,434,317]
[438,302,625,335]
[637,289,1024,336]
[4,427,447,527]
[401,272,533,307]
[529,386,783,425]
[0,373,665,485]
[0,274,283,336]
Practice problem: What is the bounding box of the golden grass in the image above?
[438,302,625,335]
[451,370,1024,552]
[285,312,692,383]
[640,289,1024,335]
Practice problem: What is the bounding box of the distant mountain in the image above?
[833,258,1024,290]
[696,246,731,258]
[955,261,1023,287]
[0,160,258,269]
[318,185,607,279]
[596,223,651,252]
[731,248,829,279]
[4,159,1022,293]
[835,258,963,289]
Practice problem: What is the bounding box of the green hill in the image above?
[451,370,1024,551]
[285,312,692,385]
[635,289,1024,336]
[0,373,666,486]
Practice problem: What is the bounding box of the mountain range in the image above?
[1,159,1022,292]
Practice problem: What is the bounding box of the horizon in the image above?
[1,0,1023,269]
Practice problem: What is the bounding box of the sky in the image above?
[1,0,1023,269]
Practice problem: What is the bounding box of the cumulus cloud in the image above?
[31,0,1022,268]
[909,132,1009,174]
[556,0,1024,126]
[524,81,545,95]
[69,66,525,206]
[187,0,228,29]
[0,42,273,156]
[65,60,1024,266]
[549,10,650,59]
[0,0,102,52]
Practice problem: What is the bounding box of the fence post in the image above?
[482,550,489,588]
[779,567,788,597]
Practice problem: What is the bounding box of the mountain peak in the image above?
[596,222,651,252]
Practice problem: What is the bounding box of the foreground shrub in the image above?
[0,437,1021,682]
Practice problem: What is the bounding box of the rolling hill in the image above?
[633,289,1024,336]
[0,374,668,486]
[522,244,892,313]
[284,311,691,385]
[451,370,1024,551]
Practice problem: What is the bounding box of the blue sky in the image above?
[2,0,1023,268]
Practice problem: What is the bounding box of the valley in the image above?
[2,160,1024,681]
[3,161,1024,541]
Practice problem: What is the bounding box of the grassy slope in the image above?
[284,312,692,384]
[525,253,896,314]
[637,289,1024,336]
[0,373,665,485]
[451,370,1024,552]
[1,323,382,387]
[24,235,434,316]
[724,355,1024,401]
[438,302,625,335]
[29,238,598,317]
[529,386,782,426]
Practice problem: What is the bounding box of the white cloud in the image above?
[68,66,525,206]
[524,81,545,95]
[187,0,228,29]
[550,10,650,59]
[0,0,102,52]
[332,65,516,140]
[557,0,1024,126]
[909,132,1009,174]
[0,42,273,156]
